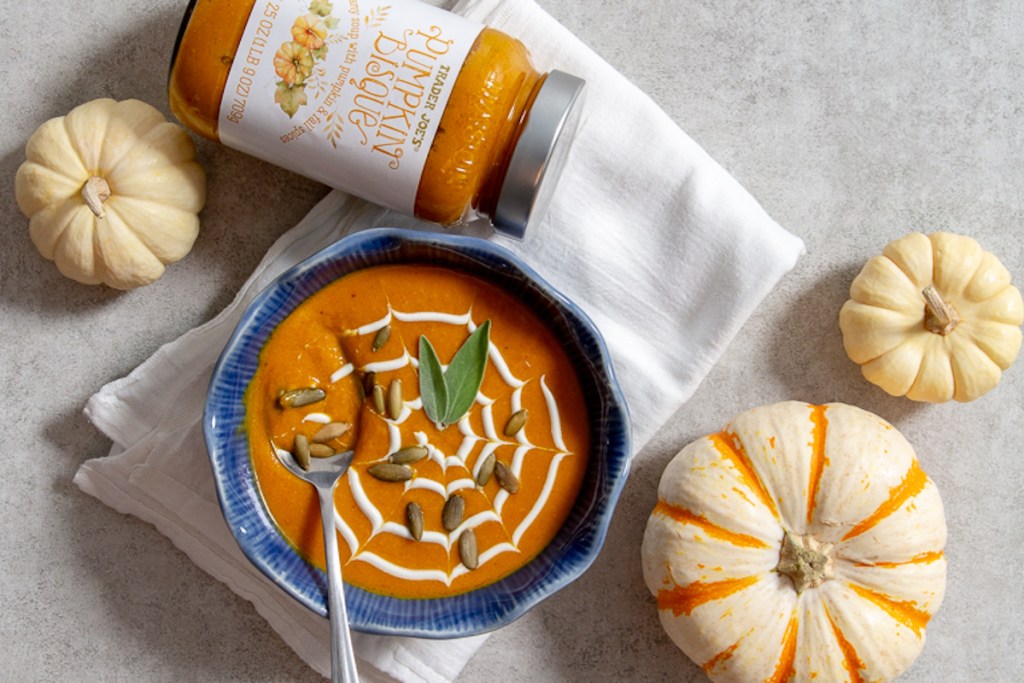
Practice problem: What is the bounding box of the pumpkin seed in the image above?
[372,325,391,351]
[308,443,334,458]
[442,494,465,531]
[362,371,377,396]
[503,409,528,437]
[390,445,428,465]
[475,452,496,487]
[312,421,351,443]
[406,502,424,541]
[458,528,478,569]
[367,462,413,482]
[387,379,403,420]
[293,434,311,471]
[371,384,386,415]
[278,387,326,409]
[494,460,520,494]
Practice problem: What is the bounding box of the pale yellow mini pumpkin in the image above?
[839,232,1022,402]
[642,401,946,683]
[15,99,206,289]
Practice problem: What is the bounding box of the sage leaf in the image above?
[418,335,448,425]
[443,320,491,425]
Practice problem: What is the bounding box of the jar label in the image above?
[219,0,483,214]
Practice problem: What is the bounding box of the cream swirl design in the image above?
[280,306,577,585]
[249,261,593,599]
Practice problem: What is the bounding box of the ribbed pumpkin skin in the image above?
[839,232,1023,403]
[15,99,206,290]
[642,402,946,682]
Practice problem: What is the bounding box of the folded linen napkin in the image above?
[75,0,805,679]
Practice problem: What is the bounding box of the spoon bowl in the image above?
[277,448,355,490]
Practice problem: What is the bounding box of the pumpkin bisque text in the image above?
[245,265,591,598]
[348,25,456,164]
[641,401,946,682]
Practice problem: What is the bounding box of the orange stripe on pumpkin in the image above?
[710,432,780,520]
[853,550,944,568]
[849,584,931,636]
[702,639,741,675]
[657,575,758,617]
[732,485,756,507]
[842,460,928,541]
[653,501,770,549]
[824,604,866,683]
[764,613,798,683]
[806,405,829,524]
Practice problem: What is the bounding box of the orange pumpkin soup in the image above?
[245,264,590,598]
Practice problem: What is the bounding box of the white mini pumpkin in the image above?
[15,98,206,289]
[642,401,946,682]
[840,232,1023,402]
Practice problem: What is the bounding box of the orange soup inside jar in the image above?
[168,0,584,237]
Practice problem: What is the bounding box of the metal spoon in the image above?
[276,448,359,683]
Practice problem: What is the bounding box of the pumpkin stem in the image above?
[776,531,833,594]
[922,285,960,335]
[81,176,111,218]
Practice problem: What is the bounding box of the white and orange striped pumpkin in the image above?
[642,401,946,682]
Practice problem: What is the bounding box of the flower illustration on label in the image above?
[273,1,342,118]
[275,42,313,84]
[293,13,328,51]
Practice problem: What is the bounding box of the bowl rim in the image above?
[203,227,632,638]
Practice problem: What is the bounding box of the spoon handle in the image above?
[318,486,359,683]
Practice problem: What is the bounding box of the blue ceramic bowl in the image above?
[204,228,631,638]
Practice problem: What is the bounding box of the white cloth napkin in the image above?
[75,0,805,679]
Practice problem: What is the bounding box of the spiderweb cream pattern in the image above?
[323,306,573,586]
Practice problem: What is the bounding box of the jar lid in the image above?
[493,70,586,239]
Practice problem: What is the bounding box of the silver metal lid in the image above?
[492,70,586,239]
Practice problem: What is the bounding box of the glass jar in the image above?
[168,0,585,238]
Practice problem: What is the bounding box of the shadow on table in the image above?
[58,469,321,680]
[44,386,319,680]
[767,260,928,425]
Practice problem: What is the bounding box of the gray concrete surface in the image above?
[2,0,1022,680]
